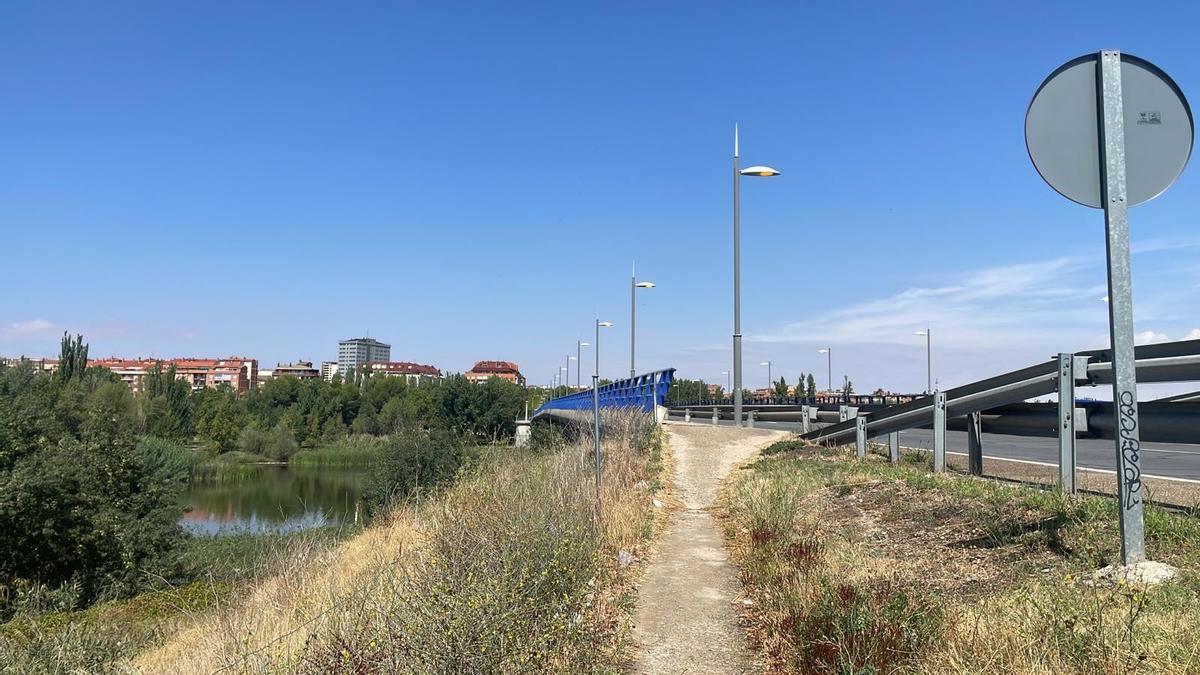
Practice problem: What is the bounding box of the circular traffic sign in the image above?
[1026,53,1193,208]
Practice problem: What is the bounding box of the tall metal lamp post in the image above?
[818,348,832,393]
[722,371,730,399]
[732,125,780,427]
[760,360,772,399]
[914,328,932,394]
[630,265,655,378]
[576,340,590,389]
[593,319,613,516]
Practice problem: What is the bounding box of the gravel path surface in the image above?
[633,423,786,674]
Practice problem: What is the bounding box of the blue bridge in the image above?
[533,368,676,419]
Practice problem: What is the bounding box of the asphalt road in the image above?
[678,417,1200,481]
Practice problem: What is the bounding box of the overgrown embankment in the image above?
[133,414,666,673]
[717,440,1200,674]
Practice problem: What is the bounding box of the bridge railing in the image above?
[668,394,922,408]
[535,368,676,416]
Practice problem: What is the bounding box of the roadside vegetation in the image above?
[134,412,666,673]
[0,333,543,670]
[717,439,1200,674]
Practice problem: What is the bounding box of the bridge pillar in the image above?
[933,391,947,473]
[888,432,900,463]
[967,411,983,475]
[855,415,867,460]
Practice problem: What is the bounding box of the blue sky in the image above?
[3,2,1199,396]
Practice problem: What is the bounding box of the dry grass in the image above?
[134,411,664,674]
[717,440,1200,674]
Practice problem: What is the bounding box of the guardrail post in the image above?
[933,390,946,473]
[1057,353,1077,495]
[801,405,811,434]
[855,415,867,460]
[747,410,756,428]
[684,408,691,423]
[711,408,719,425]
[967,411,983,476]
[888,432,900,463]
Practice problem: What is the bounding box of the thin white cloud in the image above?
[1185,328,1200,340]
[1134,330,1171,345]
[756,256,1105,350]
[5,319,56,336]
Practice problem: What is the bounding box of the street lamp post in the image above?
[567,355,577,390]
[760,360,772,399]
[818,348,832,393]
[722,371,730,396]
[593,319,613,517]
[914,329,932,394]
[732,125,780,427]
[631,264,655,379]
[577,340,590,389]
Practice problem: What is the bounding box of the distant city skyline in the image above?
[4,3,1200,396]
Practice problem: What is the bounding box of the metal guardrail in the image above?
[534,368,676,417]
[797,339,1200,494]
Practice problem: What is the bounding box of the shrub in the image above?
[363,430,470,513]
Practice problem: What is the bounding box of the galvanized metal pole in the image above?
[1057,353,1078,495]
[888,432,900,464]
[630,269,636,379]
[593,319,602,517]
[1099,50,1146,564]
[967,411,983,476]
[933,390,947,473]
[926,328,933,395]
[801,405,811,434]
[576,341,582,389]
[733,126,743,428]
[827,348,832,392]
[855,415,867,460]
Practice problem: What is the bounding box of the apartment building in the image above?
[365,361,441,383]
[337,338,390,378]
[464,360,525,386]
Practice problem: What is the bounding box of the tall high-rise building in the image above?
[337,338,390,377]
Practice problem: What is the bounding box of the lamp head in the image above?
[598,321,613,328]
[635,281,655,288]
[818,348,829,354]
[740,165,780,177]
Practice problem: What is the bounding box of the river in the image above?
[181,464,370,536]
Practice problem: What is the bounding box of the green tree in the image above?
[56,332,89,383]
[142,362,193,440]
[806,374,816,399]
[773,376,789,399]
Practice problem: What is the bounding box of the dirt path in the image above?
[633,423,786,674]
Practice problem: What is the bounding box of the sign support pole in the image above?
[1099,50,1146,564]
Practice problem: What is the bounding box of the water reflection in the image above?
[182,464,369,536]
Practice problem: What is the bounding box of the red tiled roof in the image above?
[367,361,441,376]
[467,360,521,375]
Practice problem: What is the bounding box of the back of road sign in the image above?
[1026,53,1193,208]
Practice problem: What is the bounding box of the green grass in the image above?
[289,438,385,467]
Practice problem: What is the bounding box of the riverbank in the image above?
[0,527,355,673]
[136,417,665,673]
[717,439,1200,673]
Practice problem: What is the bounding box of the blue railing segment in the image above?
[535,368,676,416]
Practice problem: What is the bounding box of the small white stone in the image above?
[1092,560,1177,586]
[617,549,634,567]
[652,498,663,508]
